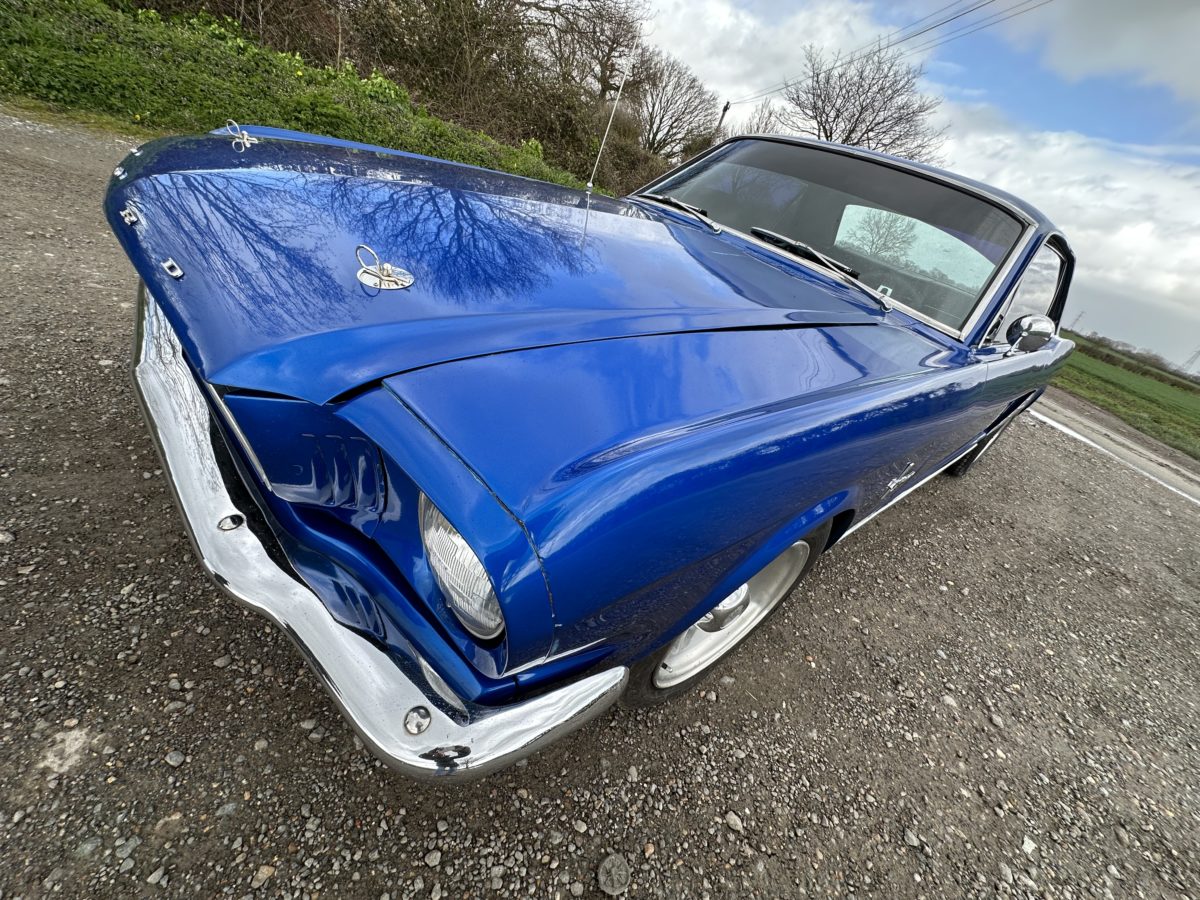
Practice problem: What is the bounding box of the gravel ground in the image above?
[1,106,1198,899]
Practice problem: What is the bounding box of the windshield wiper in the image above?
[749,227,889,310]
[636,192,722,233]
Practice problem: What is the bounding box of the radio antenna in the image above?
[587,41,640,196]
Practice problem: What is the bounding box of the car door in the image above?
[974,239,1074,442]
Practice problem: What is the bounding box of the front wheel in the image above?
[622,520,831,708]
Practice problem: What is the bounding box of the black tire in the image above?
[948,394,1040,477]
[621,519,831,708]
[946,417,1015,477]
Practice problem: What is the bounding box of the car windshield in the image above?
[646,139,1026,332]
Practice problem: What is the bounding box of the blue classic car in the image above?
[105,126,1074,779]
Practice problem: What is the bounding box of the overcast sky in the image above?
[644,0,1200,366]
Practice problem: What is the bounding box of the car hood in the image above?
[384,322,949,537]
[106,130,886,404]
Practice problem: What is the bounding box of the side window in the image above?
[990,244,1064,344]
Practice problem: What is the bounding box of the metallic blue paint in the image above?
[106,128,1074,704]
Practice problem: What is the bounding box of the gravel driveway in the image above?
[1,106,1198,899]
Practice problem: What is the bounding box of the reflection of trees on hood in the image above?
[142,170,351,339]
[323,178,596,301]
[134,136,605,338]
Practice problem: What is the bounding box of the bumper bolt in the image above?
[404,706,431,735]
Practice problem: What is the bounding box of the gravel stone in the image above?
[164,750,185,768]
[114,837,141,860]
[725,811,744,834]
[597,853,630,896]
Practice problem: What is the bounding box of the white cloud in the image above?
[996,0,1200,111]
[940,101,1200,362]
[645,0,1200,363]
[644,0,891,115]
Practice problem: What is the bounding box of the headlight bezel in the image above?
[418,493,506,642]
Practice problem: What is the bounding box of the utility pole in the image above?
[1185,348,1200,374]
[716,100,731,133]
[1068,311,1085,331]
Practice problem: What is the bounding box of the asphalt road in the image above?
[2,106,1199,899]
[1034,388,1200,508]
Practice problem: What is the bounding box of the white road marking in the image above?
[1029,410,1200,508]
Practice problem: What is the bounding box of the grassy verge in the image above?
[1054,349,1200,462]
[0,0,584,188]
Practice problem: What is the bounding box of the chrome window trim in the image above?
[981,239,1068,346]
[637,135,1041,345]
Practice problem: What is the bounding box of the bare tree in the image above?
[632,48,718,158]
[844,209,917,261]
[777,44,945,163]
[741,97,778,134]
[530,0,645,99]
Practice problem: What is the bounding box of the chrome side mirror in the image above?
[1005,314,1055,356]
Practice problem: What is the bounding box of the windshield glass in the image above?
[649,139,1025,331]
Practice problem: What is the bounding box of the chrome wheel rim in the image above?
[653,540,811,689]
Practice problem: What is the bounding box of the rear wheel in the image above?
[622,520,830,708]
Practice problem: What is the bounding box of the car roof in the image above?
[733,134,1058,233]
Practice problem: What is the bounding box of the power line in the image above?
[729,1,983,104]
[729,0,1056,107]
[730,0,1004,105]
[895,0,1057,60]
[877,0,983,48]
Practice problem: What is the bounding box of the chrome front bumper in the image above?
[133,289,627,780]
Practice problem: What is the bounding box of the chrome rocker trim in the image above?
[132,288,627,781]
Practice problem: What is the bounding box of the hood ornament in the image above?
[355,244,414,291]
[224,120,259,153]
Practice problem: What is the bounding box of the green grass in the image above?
[1055,348,1200,462]
[1064,330,1200,394]
[0,0,584,188]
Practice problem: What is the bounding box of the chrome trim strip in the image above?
[203,382,274,490]
[842,393,1040,540]
[978,237,1067,346]
[132,286,627,780]
[643,134,1039,227]
[841,440,980,540]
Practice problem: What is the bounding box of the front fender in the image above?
[337,388,556,676]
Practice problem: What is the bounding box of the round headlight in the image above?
[418,494,504,640]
